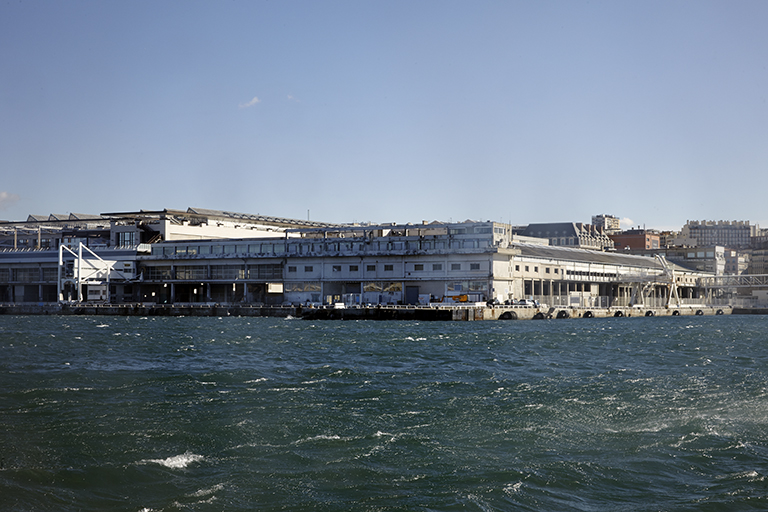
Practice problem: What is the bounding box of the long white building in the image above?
[0,207,713,308]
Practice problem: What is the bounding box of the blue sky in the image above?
[2,1,767,231]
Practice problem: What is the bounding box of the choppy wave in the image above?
[142,452,204,469]
[3,315,768,510]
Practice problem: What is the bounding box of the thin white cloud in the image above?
[620,217,635,230]
[287,94,300,102]
[238,96,261,109]
[0,191,20,211]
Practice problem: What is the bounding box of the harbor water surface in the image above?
[2,315,768,511]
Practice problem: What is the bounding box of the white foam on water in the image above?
[143,452,204,469]
[189,483,225,497]
[294,434,348,445]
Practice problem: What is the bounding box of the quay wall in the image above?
[0,303,734,320]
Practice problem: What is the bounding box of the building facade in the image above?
[521,222,615,251]
[592,214,621,235]
[681,220,757,248]
[609,229,661,251]
[0,208,716,309]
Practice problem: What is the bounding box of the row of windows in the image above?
[566,270,618,279]
[288,263,483,273]
[143,264,282,281]
[153,238,492,257]
[0,267,59,282]
[515,265,560,274]
[514,264,619,280]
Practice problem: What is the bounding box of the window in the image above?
[349,265,359,272]
[175,266,207,280]
[117,231,136,246]
[332,265,342,272]
[42,268,58,281]
[451,263,461,271]
[470,263,480,270]
[414,264,424,271]
[145,266,172,280]
[211,265,245,280]
[13,268,38,282]
[250,264,282,279]
[534,266,538,272]
[433,263,442,271]
[304,265,313,272]
[515,265,520,271]
[288,266,297,273]
[366,265,376,272]
[554,268,559,274]
[525,266,529,272]
[545,267,550,274]
[384,264,394,272]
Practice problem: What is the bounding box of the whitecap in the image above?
[143,452,203,469]
[294,434,345,444]
[189,483,225,498]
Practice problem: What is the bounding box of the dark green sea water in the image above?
[2,314,768,511]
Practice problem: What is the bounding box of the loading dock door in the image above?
[405,286,420,305]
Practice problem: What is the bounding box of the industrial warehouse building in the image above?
[0,207,712,308]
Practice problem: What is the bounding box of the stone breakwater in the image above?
[0,303,735,320]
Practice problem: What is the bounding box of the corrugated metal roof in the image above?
[513,242,662,269]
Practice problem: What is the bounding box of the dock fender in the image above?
[499,311,518,320]
[672,310,680,316]
[695,309,704,316]
[533,312,545,320]
[716,309,724,315]
[645,310,654,317]
[614,311,624,317]
[556,310,570,319]
[583,311,593,318]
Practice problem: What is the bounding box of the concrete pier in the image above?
[0,303,733,320]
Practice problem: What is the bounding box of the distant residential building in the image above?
[749,241,768,274]
[681,220,757,248]
[658,231,679,248]
[609,229,660,251]
[724,249,749,275]
[591,214,621,235]
[522,222,614,251]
